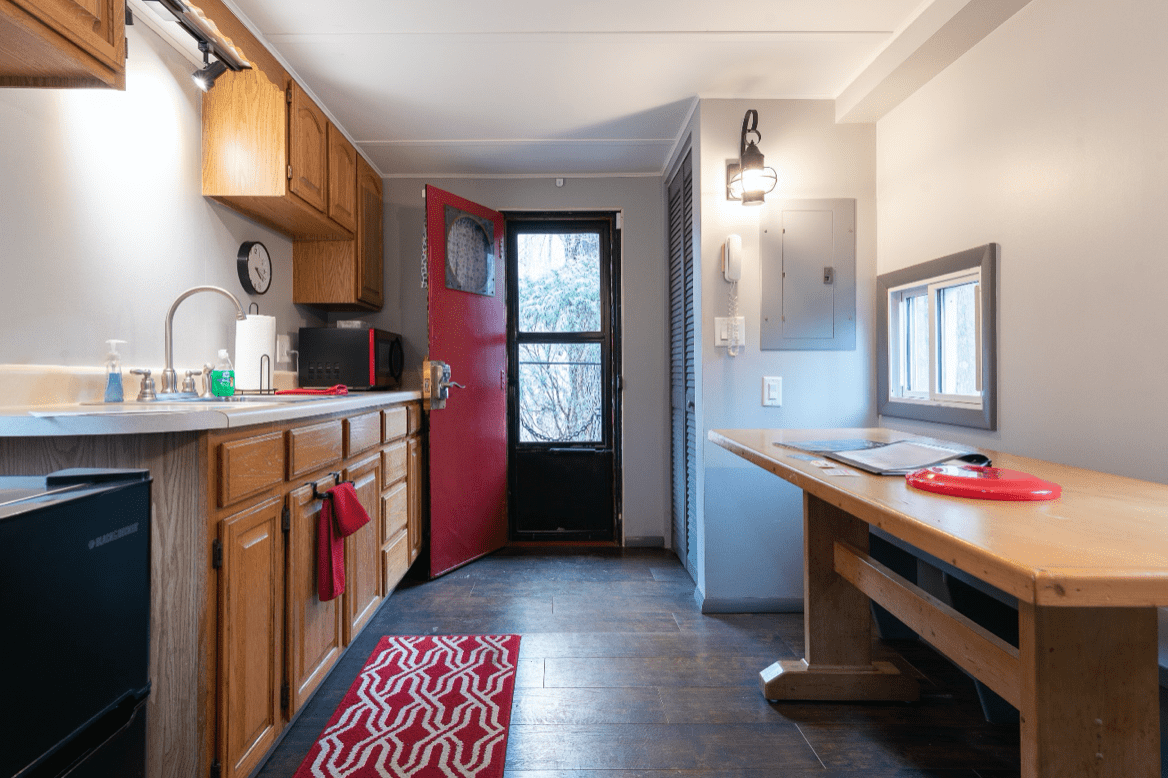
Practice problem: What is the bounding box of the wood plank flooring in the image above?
[255,546,1168,778]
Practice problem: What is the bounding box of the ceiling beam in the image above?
[835,0,1034,124]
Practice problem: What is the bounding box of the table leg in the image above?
[760,492,918,701]
[1018,602,1159,777]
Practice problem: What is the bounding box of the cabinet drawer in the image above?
[406,403,421,435]
[345,411,381,457]
[381,480,407,542]
[383,406,408,442]
[382,528,410,594]
[381,440,407,488]
[217,432,285,507]
[288,420,342,478]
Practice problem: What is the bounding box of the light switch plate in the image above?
[763,376,782,406]
[714,316,746,348]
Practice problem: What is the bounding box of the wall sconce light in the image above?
[726,109,778,206]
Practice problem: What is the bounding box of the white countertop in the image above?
[0,390,422,437]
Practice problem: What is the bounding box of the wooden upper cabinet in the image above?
[0,0,125,88]
[288,80,328,215]
[356,154,384,309]
[292,153,384,310]
[202,67,352,240]
[327,124,358,233]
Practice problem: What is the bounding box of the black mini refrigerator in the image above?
[0,469,152,778]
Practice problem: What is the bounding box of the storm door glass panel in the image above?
[517,233,601,333]
[517,342,601,442]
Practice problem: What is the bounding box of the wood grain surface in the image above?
[710,428,1168,607]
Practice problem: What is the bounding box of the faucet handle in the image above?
[199,363,213,397]
[130,368,156,401]
[182,369,199,394]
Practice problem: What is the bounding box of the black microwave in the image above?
[298,327,404,390]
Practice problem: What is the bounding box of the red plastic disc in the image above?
[906,464,1061,501]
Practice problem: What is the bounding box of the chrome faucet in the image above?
[162,285,246,394]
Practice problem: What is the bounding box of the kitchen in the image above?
[1,0,1166,776]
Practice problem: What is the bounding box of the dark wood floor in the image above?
[256,546,1168,778]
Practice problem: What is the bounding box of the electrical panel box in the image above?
[759,199,856,351]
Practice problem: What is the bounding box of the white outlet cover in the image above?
[714,316,746,348]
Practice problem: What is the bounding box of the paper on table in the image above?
[826,440,971,475]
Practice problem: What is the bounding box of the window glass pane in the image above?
[906,293,930,394]
[938,281,979,395]
[518,342,602,442]
[518,233,601,333]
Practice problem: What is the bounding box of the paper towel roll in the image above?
[235,315,276,392]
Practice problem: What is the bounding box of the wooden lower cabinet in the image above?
[343,452,383,643]
[217,497,285,778]
[209,401,422,778]
[407,436,423,561]
[285,478,344,715]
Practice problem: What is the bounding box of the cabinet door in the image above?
[217,497,284,778]
[407,435,423,563]
[288,81,328,213]
[285,480,344,715]
[355,154,384,308]
[327,123,357,232]
[343,452,382,643]
[9,0,124,71]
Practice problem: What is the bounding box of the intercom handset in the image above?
[723,234,742,281]
[722,235,744,357]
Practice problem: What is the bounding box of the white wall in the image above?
[697,99,877,610]
[875,0,1168,482]
[0,25,331,385]
[876,0,1168,665]
[382,176,669,544]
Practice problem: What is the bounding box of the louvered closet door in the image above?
[667,151,696,579]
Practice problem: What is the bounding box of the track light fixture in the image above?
[192,45,228,91]
[726,109,779,206]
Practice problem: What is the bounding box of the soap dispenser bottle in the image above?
[210,349,235,398]
[103,339,126,403]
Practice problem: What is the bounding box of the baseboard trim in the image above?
[624,535,665,548]
[699,596,804,614]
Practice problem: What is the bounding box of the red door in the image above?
[425,185,508,576]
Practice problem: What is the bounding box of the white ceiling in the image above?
[219,0,943,177]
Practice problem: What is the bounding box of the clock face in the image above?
[237,241,271,295]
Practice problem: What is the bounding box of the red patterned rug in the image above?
[293,634,521,778]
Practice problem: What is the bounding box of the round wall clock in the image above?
[237,241,272,295]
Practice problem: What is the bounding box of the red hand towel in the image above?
[317,481,372,602]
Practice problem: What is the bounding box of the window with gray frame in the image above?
[876,243,998,430]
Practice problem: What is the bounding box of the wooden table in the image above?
[710,427,1168,778]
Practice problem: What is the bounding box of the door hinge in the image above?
[280,681,290,711]
[282,505,290,533]
[287,165,293,180]
[286,86,292,104]
[210,760,221,778]
[211,538,223,570]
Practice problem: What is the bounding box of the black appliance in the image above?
[1,468,152,778]
[298,326,404,390]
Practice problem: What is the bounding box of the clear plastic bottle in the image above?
[103,339,126,403]
[210,349,236,398]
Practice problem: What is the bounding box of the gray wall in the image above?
[874,0,1168,655]
[0,25,330,377]
[696,99,877,611]
[382,176,669,544]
